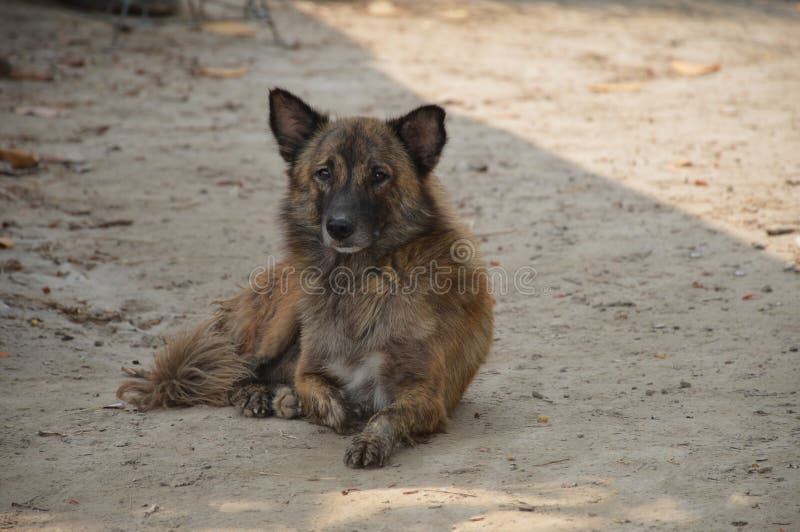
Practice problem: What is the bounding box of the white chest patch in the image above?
[326,352,389,413]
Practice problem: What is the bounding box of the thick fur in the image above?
[117,88,494,468]
[116,322,251,410]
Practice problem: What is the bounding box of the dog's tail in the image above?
[116,320,251,410]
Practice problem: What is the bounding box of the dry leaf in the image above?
[192,65,247,79]
[469,515,487,522]
[0,147,39,169]
[0,352,9,358]
[537,415,549,423]
[58,54,86,68]
[670,60,720,77]
[589,82,642,93]
[367,1,397,16]
[654,353,667,359]
[200,21,257,37]
[0,237,14,249]
[9,70,53,81]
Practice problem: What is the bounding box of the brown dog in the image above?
[118,89,494,468]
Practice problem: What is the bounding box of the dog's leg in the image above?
[233,382,301,419]
[294,372,349,433]
[344,384,446,468]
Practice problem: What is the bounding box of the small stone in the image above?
[679,380,691,389]
[761,285,773,293]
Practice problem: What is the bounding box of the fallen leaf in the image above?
[766,227,795,236]
[136,317,162,330]
[66,499,80,505]
[0,147,39,169]
[469,515,486,522]
[589,82,642,93]
[0,237,14,249]
[15,105,67,118]
[742,293,754,300]
[58,54,86,68]
[216,179,244,187]
[654,353,667,359]
[200,21,257,37]
[0,352,9,358]
[536,415,549,423]
[694,179,708,186]
[670,60,720,77]
[42,286,51,295]
[191,65,247,79]
[672,159,693,168]
[9,70,53,81]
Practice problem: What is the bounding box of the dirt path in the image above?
[1,1,799,530]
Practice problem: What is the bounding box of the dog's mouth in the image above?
[332,245,365,254]
[321,230,369,254]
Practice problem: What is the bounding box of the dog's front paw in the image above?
[305,390,348,433]
[236,384,273,418]
[272,385,301,419]
[344,431,393,468]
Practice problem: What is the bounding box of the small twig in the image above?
[260,471,337,481]
[532,457,570,467]
[474,228,516,238]
[278,430,297,440]
[421,489,477,498]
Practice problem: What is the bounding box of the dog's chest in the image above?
[325,351,388,412]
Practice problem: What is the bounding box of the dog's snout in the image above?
[326,217,355,240]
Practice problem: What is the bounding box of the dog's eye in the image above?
[371,168,390,186]
[315,168,331,182]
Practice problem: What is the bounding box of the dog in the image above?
[117,88,494,468]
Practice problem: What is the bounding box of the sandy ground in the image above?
[1,0,799,530]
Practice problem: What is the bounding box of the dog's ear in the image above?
[388,105,447,177]
[269,88,328,163]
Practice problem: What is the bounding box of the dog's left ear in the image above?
[269,88,328,163]
[388,105,447,177]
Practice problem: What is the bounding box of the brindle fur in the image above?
[118,88,494,468]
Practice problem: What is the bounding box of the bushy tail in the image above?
[116,321,252,410]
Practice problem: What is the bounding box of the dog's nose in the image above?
[326,217,354,240]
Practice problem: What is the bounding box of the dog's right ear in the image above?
[269,88,328,163]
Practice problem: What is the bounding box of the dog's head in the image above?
[269,88,446,256]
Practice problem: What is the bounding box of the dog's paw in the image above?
[306,390,348,433]
[344,432,392,468]
[272,385,301,419]
[236,385,273,418]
